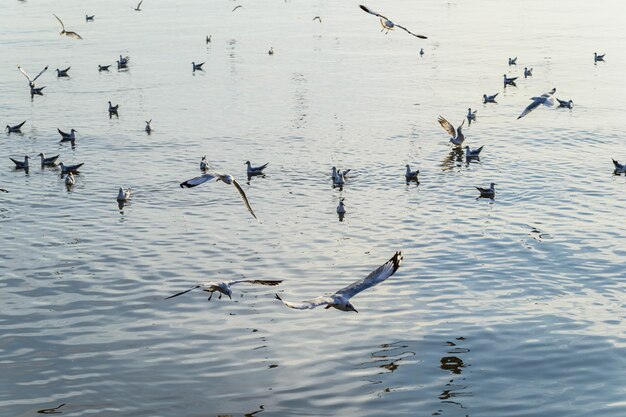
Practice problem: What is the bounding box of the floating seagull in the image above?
[17,65,48,89]
[117,187,131,201]
[405,164,419,182]
[420,48,424,56]
[524,67,533,78]
[331,167,351,183]
[192,61,205,72]
[503,74,517,87]
[268,47,274,55]
[612,159,626,174]
[53,14,83,40]
[37,404,67,415]
[98,64,111,72]
[30,86,45,96]
[166,279,282,301]
[594,52,605,62]
[6,121,26,133]
[438,116,465,146]
[10,156,29,169]
[57,128,77,142]
[56,66,70,77]
[556,98,573,108]
[232,5,243,12]
[508,57,517,66]
[483,93,498,103]
[85,15,95,22]
[108,101,119,117]
[465,145,483,159]
[117,55,130,69]
[59,162,84,174]
[145,119,152,133]
[359,5,427,39]
[333,169,345,188]
[180,172,258,219]
[206,35,211,44]
[517,88,556,120]
[0,188,8,193]
[65,172,75,187]
[476,183,496,199]
[313,16,322,23]
[133,0,144,11]
[200,155,209,171]
[467,108,477,122]
[245,161,269,176]
[38,153,60,167]
[337,197,346,214]
[275,251,403,312]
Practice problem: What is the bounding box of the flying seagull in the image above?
[476,183,496,199]
[17,65,48,88]
[165,279,282,301]
[517,88,556,119]
[180,172,258,219]
[6,121,26,133]
[56,66,70,77]
[245,161,268,176]
[53,14,83,39]
[275,251,403,312]
[438,116,465,146]
[359,5,427,39]
[313,16,322,23]
[232,5,243,12]
[133,0,144,11]
[38,153,60,167]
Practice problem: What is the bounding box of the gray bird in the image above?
[503,74,518,87]
[556,98,573,109]
[10,156,29,169]
[6,121,26,133]
[405,164,419,182]
[476,183,496,199]
[517,88,556,119]
[438,116,465,146]
[245,161,269,176]
[59,162,84,174]
[56,66,70,77]
[465,145,483,159]
[483,93,498,103]
[38,153,60,167]
[166,279,282,301]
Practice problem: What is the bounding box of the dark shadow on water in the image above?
[441,147,463,171]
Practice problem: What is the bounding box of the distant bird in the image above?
[332,167,351,183]
[232,5,243,12]
[65,172,75,187]
[313,16,322,23]
[275,251,403,312]
[268,47,274,55]
[359,5,427,39]
[57,128,77,142]
[56,66,70,77]
[53,14,83,40]
[467,108,477,122]
[98,65,111,72]
[6,121,26,133]
[85,15,95,22]
[517,88,556,120]
[38,153,60,167]
[59,162,84,174]
[10,156,29,169]
[483,93,498,103]
[30,86,45,96]
[0,188,8,193]
[117,55,130,69]
[192,61,205,71]
[556,98,573,109]
[524,67,533,78]
[206,35,211,44]
[332,169,345,188]
[17,65,48,89]
[612,159,626,174]
[594,52,605,62]
[337,198,346,219]
[145,119,152,133]
[117,187,131,201]
[438,116,465,146]
[108,101,119,117]
[508,57,517,66]
[180,172,258,219]
[503,74,517,87]
[465,145,483,159]
[200,155,209,171]
[132,0,144,11]
[405,164,419,182]
[165,279,282,301]
[245,161,269,176]
[419,48,424,56]
[476,183,496,199]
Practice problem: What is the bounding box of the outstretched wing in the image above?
[232,5,243,12]
[231,178,257,219]
[312,16,322,22]
[336,251,403,299]
[359,5,388,21]
[164,285,202,299]
[438,116,456,137]
[180,173,217,188]
[228,279,283,286]
[17,65,33,82]
[32,66,48,82]
[65,31,83,40]
[137,0,144,8]
[275,294,333,310]
[517,99,542,120]
[395,24,428,39]
[53,14,65,31]
[541,88,556,98]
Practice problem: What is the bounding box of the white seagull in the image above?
[524,67,533,78]
[53,14,83,40]
[438,116,465,146]
[508,57,517,66]
[556,98,573,109]
[6,121,26,133]
[38,153,60,167]
[337,198,346,215]
[594,52,605,62]
[180,172,258,219]
[18,65,48,89]
[117,187,131,201]
[467,108,477,122]
[59,162,84,174]
[245,161,269,176]
[483,93,498,103]
[359,5,427,39]
[165,279,282,301]
[10,156,29,169]
[200,155,210,171]
[476,183,496,199]
[275,251,403,312]
[612,159,626,174]
[465,145,483,159]
[405,164,419,182]
[133,0,144,11]
[517,88,556,120]
[57,128,77,142]
[56,66,70,77]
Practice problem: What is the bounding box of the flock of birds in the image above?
[4,3,624,313]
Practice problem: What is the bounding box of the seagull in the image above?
[57,128,77,142]
[332,167,351,183]
[65,172,75,187]
[359,5,427,39]
[467,108,477,122]
[275,251,403,312]
[438,116,465,146]
[508,57,517,66]
[200,155,210,171]
[38,153,60,167]
[145,119,152,133]
[10,156,29,169]
[476,183,496,199]
[313,16,322,23]
[17,65,48,89]
[0,188,8,193]
[465,145,483,159]
[517,88,556,119]
[98,65,111,72]
[59,162,84,174]
[556,98,573,109]
[133,0,144,11]
[268,47,274,55]
[206,35,211,44]
[612,159,626,174]
[56,66,70,77]
[524,67,533,78]
[483,93,498,103]
[117,187,131,201]
[232,5,243,12]
[245,161,269,176]
[503,74,517,87]
[85,15,95,22]
[337,198,346,220]
[117,55,130,69]
[53,14,83,39]
[333,169,345,188]
[6,121,26,133]
[419,48,424,56]
[30,86,45,96]
[180,172,258,219]
[192,61,205,71]
[108,101,119,117]
[405,164,419,182]
[594,52,605,62]
[166,279,282,301]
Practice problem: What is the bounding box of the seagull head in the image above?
[244,161,251,165]
[490,183,496,188]
[37,153,44,157]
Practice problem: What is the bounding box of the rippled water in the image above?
[2,0,625,416]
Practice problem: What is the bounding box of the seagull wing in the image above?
[17,65,33,83]
[180,173,217,188]
[313,16,321,22]
[395,24,428,39]
[541,88,556,98]
[275,293,333,310]
[137,0,144,8]
[438,116,456,137]
[228,279,283,286]
[164,285,202,299]
[335,251,403,299]
[232,5,243,11]
[231,178,258,219]
[517,98,542,119]
[65,31,83,40]
[359,5,388,21]
[32,66,48,82]
[53,14,65,31]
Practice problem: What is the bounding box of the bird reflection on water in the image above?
[433,338,471,416]
[441,147,464,171]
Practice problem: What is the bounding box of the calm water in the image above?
[1,0,625,416]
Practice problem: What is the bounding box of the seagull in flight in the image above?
[359,5,427,39]
[232,5,243,12]
[313,16,322,23]
[6,121,26,133]
[133,0,144,11]
[517,88,556,119]
[17,65,48,89]
[180,172,258,219]
[438,116,465,146]
[165,279,282,301]
[275,251,403,312]
[53,14,83,39]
